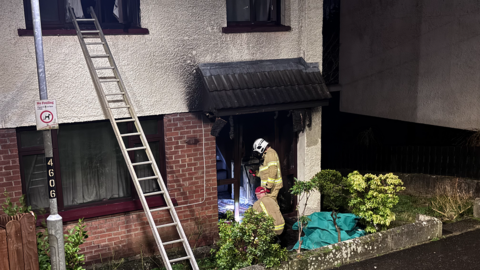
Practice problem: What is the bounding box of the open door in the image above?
[216,111,297,220]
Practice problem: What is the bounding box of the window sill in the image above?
[18,28,149,37]
[35,196,176,225]
[222,25,291,34]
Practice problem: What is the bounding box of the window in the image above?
[17,117,166,221]
[23,0,140,30]
[224,0,291,33]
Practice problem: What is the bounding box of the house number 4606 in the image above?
[46,158,57,199]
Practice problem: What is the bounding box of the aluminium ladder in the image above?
[68,6,199,270]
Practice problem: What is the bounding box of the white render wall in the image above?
[339,0,480,130]
[297,107,322,215]
[0,0,323,128]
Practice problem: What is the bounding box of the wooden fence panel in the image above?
[0,227,9,270]
[6,220,24,270]
[20,214,39,270]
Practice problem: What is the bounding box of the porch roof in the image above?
[198,57,331,116]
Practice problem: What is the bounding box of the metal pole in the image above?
[30,1,66,269]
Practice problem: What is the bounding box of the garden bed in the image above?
[240,214,442,270]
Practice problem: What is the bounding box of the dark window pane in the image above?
[58,121,130,207]
[20,130,44,148]
[254,0,273,21]
[227,0,251,22]
[22,154,49,210]
[140,119,158,135]
[25,0,60,22]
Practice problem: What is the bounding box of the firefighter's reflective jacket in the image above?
[258,147,283,200]
[253,195,285,235]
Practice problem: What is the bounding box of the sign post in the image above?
[30,0,66,269]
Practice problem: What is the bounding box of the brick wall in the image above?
[78,112,218,264]
[0,129,21,206]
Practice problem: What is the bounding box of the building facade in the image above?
[0,0,325,264]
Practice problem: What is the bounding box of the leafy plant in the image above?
[37,218,89,270]
[1,189,31,216]
[347,171,405,233]
[430,179,473,221]
[312,169,350,242]
[211,208,287,269]
[290,177,317,253]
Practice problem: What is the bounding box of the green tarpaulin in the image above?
[292,212,366,250]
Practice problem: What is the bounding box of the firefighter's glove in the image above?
[249,169,256,177]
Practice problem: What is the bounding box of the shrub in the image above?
[212,208,287,269]
[313,169,350,213]
[347,171,405,233]
[311,169,350,242]
[38,218,89,270]
[430,179,473,221]
[1,189,31,216]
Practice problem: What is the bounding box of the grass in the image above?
[389,194,439,227]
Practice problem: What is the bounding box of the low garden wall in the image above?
[241,214,442,270]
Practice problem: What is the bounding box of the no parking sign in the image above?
[35,100,59,130]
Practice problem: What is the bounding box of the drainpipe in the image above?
[30,1,66,269]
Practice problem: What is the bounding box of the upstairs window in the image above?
[227,0,280,26]
[23,0,140,30]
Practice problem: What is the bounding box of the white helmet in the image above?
[253,138,269,154]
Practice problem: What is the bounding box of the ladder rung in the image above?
[91,54,110,58]
[138,176,158,181]
[81,30,99,34]
[169,256,190,263]
[99,76,117,80]
[156,222,177,229]
[99,79,120,83]
[126,146,146,151]
[132,161,152,166]
[76,18,95,22]
[120,132,140,137]
[95,67,114,70]
[105,93,125,96]
[144,191,165,197]
[115,118,135,123]
[163,239,184,246]
[86,42,105,45]
[151,206,171,212]
[82,35,101,39]
[110,105,130,109]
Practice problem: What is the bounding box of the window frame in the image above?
[22,0,141,31]
[17,116,169,222]
[223,0,291,33]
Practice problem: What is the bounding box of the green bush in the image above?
[1,189,31,216]
[37,218,89,270]
[312,170,350,212]
[347,171,405,233]
[212,208,287,269]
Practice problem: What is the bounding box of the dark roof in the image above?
[198,58,331,114]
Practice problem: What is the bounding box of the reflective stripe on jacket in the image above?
[259,148,283,191]
[253,196,285,235]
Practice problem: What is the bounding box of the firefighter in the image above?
[252,186,285,235]
[252,138,283,202]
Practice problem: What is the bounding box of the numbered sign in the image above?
[46,157,56,199]
[35,100,59,130]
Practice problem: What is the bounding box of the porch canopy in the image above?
[198,57,331,116]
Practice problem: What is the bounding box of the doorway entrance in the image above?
[215,111,297,220]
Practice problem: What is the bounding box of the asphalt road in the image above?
[337,228,480,270]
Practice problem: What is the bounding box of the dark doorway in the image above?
[216,111,297,220]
